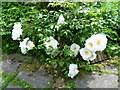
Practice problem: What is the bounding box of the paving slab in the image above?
[75,72,118,88]
[1,53,119,88]
[1,54,34,75]
[7,54,33,61]
[104,64,118,73]
[6,84,21,88]
[0,60,21,75]
[16,70,53,88]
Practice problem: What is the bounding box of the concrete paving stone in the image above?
[1,54,36,75]
[0,60,21,75]
[6,84,21,88]
[104,64,118,73]
[75,72,118,88]
[7,54,33,61]
[16,70,53,88]
[1,54,119,88]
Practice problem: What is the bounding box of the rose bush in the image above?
[1,2,120,78]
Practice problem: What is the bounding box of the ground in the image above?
[0,53,119,89]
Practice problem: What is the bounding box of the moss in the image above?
[95,64,105,69]
[19,60,42,72]
[22,59,33,64]
[18,59,56,77]
[100,70,118,74]
[106,56,119,65]
[94,56,119,74]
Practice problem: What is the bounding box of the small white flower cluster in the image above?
[44,36,58,55]
[11,22,35,54]
[68,64,79,78]
[80,34,108,61]
[19,37,35,54]
[12,22,23,40]
[57,14,65,25]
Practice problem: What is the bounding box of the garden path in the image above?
[0,54,118,88]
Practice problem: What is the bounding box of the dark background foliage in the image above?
[1,2,120,55]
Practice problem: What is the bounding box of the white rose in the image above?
[70,43,80,57]
[80,48,97,61]
[68,64,79,78]
[44,36,58,55]
[69,64,78,71]
[85,37,96,52]
[80,48,92,60]
[12,22,23,40]
[19,38,29,54]
[89,53,97,61]
[13,22,22,29]
[20,47,27,54]
[68,70,79,78]
[90,34,107,51]
[19,38,35,54]
[26,41,35,50]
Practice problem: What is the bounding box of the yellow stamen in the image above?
[88,43,93,47]
[74,48,76,50]
[97,40,101,45]
[84,51,89,55]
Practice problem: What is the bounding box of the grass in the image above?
[65,79,76,88]
[11,78,35,88]
[0,71,20,89]
[47,79,55,88]
[0,71,35,89]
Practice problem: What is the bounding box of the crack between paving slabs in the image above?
[0,70,35,89]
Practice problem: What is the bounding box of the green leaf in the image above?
[59,61,64,67]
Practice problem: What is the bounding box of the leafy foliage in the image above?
[2,2,120,77]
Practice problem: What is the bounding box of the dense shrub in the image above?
[1,2,120,78]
